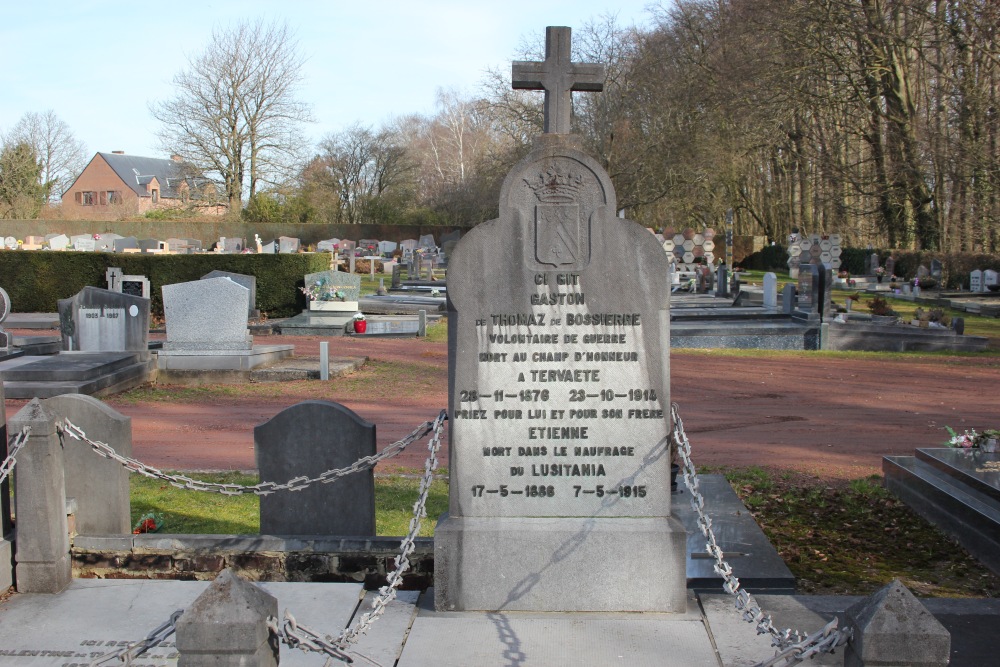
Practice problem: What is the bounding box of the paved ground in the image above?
[5,331,999,478]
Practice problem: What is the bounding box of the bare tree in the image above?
[2,110,87,202]
[150,18,311,210]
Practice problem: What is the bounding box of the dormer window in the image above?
[151,189,159,203]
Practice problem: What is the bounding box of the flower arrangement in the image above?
[875,266,886,276]
[300,278,346,302]
[944,426,1000,451]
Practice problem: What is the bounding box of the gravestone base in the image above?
[17,553,72,594]
[1,535,12,590]
[434,514,687,612]
[155,345,293,371]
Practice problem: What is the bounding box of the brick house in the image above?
[61,151,224,217]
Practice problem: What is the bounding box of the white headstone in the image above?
[985,269,999,290]
[763,272,778,308]
[970,269,983,293]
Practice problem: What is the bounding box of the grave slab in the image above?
[399,591,716,667]
[0,580,367,666]
[0,352,155,398]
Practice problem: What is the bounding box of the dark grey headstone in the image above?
[796,264,820,316]
[57,287,150,352]
[120,276,150,299]
[953,317,965,335]
[930,258,943,280]
[112,236,138,252]
[255,401,376,536]
[715,266,729,298]
[137,238,162,252]
[43,394,131,535]
[917,264,930,279]
[884,256,895,277]
[201,271,257,317]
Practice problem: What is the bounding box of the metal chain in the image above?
[88,609,182,666]
[57,416,437,496]
[671,403,851,666]
[0,427,31,485]
[271,410,445,660]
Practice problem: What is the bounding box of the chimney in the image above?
[112,150,124,154]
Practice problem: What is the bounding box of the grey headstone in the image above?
[105,267,123,292]
[796,264,821,318]
[48,234,70,251]
[884,256,895,277]
[43,394,131,535]
[112,236,138,252]
[715,265,729,298]
[316,238,339,253]
[73,238,96,252]
[378,240,398,255]
[917,265,930,279]
[930,258,942,280]
[818,263,833,321]
[437,133,685,612]
[953,317,965,335]
[417,234,436,250]
[400,239,417,256]
[255,401,376,536]
[69,234,91,247]
[201,271,257,318]
[985,269,998,289]
[175,569,278,667]
[137,238,163,252]
[340,239,357,253]
[845,579,949,667]
[869,253,879,275]
[261,241,276,254]
[278,236,300,254]
[763,272,778,308]
[970,269,983,292]
[162,278,252,351]
[183,238,203,252]
[303,270,361,303]
[0,287,9,352]
[57,286,150,352]
[9,400,71,593]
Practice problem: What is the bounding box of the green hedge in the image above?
[0,251,330,318]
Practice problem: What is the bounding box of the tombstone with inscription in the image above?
[930,258,943,282]
[970,269,983,293]
[986,269,999,291]
[302,270,360,313]
[794,264,821,322]
[161,278,252,351]
[435,26,686,613]
[715,265,729,298]
[884,256,895,278]
[57,287,150,352]
[377,240,398,256]
[71,234,96,252]
[868,253,879,276]
[316,239,339,253]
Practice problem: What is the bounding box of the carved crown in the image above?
[524,166,585,203]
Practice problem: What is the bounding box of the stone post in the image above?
[175,569,278,667]
[9,399,71,593]
[845,579,950,667]
[418,309,427,337]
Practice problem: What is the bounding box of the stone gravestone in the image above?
[303,270,361,313]
[868,252,879,276]
[930,258,943,282]
[261,240,276,254]
[105,267,123,292]
[201,270,258,319]
[436,26,686,613]
[916,265,930,280]
[120,275,151,299]
[884,256,895,278]
[278,236,300,254]
[715,265,729,298]
[417,234,436,250]
[986,269,999,291]
[71,234,96,251]
[316,239,339,253]
[795,263,821,321]
[161,278,252,351]
[113,236,138,253]
[57,287,150,352]
[43,394,131,534]
[48,234,70,251]
[378,240,398,255]
[970,269,983,293]
[255,401,376,536]
[0,287,10,351]
[763,272,778,308]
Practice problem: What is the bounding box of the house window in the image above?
[107,190,120,204]
[151,189,159,203]
[79,191,96,205]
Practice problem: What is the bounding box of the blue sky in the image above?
[0,1,659,160]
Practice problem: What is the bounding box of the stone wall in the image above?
[71,535,434,589]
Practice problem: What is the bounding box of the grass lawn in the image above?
[124,466,1000,598]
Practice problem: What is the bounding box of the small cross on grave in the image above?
[512,26,605,134]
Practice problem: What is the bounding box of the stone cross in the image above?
[512,26,604,134]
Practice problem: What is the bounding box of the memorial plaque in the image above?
[78,308,127,350]
[121,280,145,298]
[57,287,149,352]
